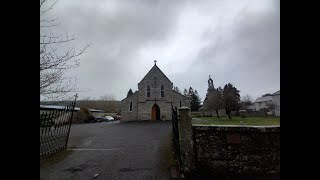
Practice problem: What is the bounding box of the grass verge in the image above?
[192,116,280,126]
[40,147,75,167]
[159,132,178,171]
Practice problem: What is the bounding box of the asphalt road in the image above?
[40,121,172,180]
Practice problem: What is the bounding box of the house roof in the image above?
[272,90,280,95]
[40,105,104,112]
[138,64,172,85]
[254,96,273,103]
[254,90,280,103]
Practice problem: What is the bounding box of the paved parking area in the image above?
[40,121,172,180]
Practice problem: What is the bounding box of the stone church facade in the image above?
[121,62,190,121]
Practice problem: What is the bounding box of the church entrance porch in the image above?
[151,103,160,120]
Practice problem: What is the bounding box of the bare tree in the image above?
[99,94,119,112]
[75,94,120,113]
[79,97,95,108]
[240,94,254,110]
[204,87,224,118]
[242,94,254,105]
[40,0,90,100]
[99,94,116,101]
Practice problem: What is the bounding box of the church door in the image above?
[151,104,160,120]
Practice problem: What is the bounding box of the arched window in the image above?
[180,100,182,107]
[161,85,164,97]
[129,102,132,111]
[147,85,150,97]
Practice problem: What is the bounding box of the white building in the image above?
[254,90,280,116]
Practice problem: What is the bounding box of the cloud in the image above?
[176,0,280,99]
[43,0,280,101]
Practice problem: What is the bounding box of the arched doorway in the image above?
[151,103,160,120]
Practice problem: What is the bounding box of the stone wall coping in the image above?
[179,106,190,110]
[192,124,280,128]
[192,124,280,132]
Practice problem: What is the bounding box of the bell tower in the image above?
[208,75,214,89]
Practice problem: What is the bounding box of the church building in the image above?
[121,61,190,121]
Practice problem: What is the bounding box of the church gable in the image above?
[137,63,173,102]
[121,91,138,121]
[121,91,138,102]
[138,64,172,86]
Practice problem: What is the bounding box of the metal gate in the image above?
[40,97,77,159]
[171,104,182,172]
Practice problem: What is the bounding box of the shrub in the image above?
[72,107,93,123]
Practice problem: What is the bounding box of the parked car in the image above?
[112,115,121,120]
[84,115,96,123]
[104,116,114,121]
[94,117,104,123]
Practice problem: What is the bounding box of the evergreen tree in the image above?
[223,83,241,119]
[188,87,194,98]
[189,87,201,111]
[183,89,188,97]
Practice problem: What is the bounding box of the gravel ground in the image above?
[40,121,172,180]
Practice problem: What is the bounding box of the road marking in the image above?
[67,148,122,151]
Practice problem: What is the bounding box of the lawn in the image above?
[192,116,280,126]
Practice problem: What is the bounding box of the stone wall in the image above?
[137,100,172,120]
[121,92,138,122]
[121,89,190,121]
[191,125,280,176]
[135,91,190,121]
[178,107,195,174]
[138,65,173,103]
[172,91,191,111]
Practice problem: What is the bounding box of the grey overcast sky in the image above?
[45,0,279,101]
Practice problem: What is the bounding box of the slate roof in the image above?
[254,90,280,103]
[138,64,172,85]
